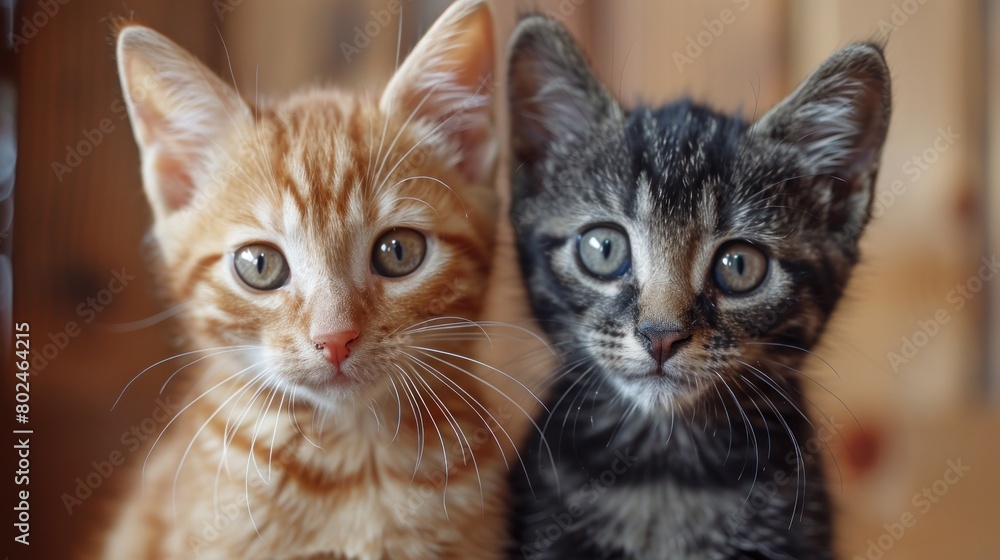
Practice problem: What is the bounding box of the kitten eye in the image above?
[713,241,768,295]
[578,226,631,279]
[372,228,427,278]
[234,244,290,291]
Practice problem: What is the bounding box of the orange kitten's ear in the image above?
[116,25,251,221]
[380,0,496,185]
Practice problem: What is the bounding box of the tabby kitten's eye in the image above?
[578,226,631,279]
[713,241,768,294]
[372,228,427,277]
[234,244,290,291]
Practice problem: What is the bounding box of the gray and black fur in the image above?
[506,15,891,560]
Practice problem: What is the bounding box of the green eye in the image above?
[234,244,290,290]
[372,229,426,277]
[578,226,631,279]
[713,241,768,295]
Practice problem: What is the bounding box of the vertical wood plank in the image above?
[13,1,216,556]
[986,0,1000,403]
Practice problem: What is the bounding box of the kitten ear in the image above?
[508,15,621,163]
[379,0,495,185]
[116,25,251,221]
[753,43,892,229]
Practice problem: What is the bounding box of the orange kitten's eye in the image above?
[234,244,290,290]
[372,229,426,278]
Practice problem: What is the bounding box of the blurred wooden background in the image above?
[9,1,998,558]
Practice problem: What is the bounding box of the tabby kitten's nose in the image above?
[638,323,691,365]
[313,330,359,367]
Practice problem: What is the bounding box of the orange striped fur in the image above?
[107,2,508,558]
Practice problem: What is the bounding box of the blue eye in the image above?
[578,226,631,279]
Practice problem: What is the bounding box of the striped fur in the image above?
[107,2,508,558]
[507,15,891,560]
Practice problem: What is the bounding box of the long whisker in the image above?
[744,342,842,379]
[212,374,269,515]
[737,360,814,429]
[111,345,260,411]
[368,398,384,432]
[713,371,757,482]
[146,361,268,484]
[760,358,862,433]
[566,366,603,459]
[404,352,516,470]
[414,349,561,494]
[243,384,273,542]
[407,361,469,466]
[711,381,735,464]
[103,303,187,333]
[386,373,404,443]
[408,346,548,411]
[401,364,457,517]
[168,364,270,520]
[267,389,288,483]
[288,387,322,450]
[248,384,281,482]
[406,319,553,352]
[375,71,491,202]
[373,83,446,195]
[222,373,276,475]
[739,373,806,527]
[159,347,264,396]
[394,365,426,478]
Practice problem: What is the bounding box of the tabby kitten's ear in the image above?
[116,26,251,221]
[507,15,622,164]
[753,43,892,232]
[380,0,495,185]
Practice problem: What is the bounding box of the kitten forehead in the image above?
[248,94,442,229]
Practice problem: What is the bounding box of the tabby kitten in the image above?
[106,1,509,558]
[506,15,891,560]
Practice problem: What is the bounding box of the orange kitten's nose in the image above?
[313,331,358,367]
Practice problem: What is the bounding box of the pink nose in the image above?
[313,330,358,367]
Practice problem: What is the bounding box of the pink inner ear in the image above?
[153,152,196,212]
[452,72,495,184]
[381,1,496,184]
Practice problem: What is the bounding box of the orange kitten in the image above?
[105,1,508,558]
